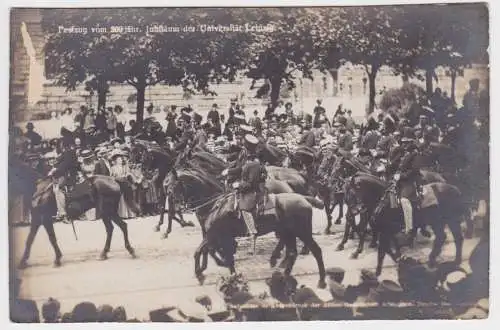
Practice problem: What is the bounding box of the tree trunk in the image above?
[136,83,146,125]
[367,67,378,114]
[329,69,339,96]
[97,87,107,110]
[450,69,457,104]
[425,68,434,98]
[96,78,108,110]
[269,76,282,107]
[402,74,409,83]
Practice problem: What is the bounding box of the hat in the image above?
[80,149,93,159]
[110,137,123,145]
[43,151,58,160]
[109,149,127,160]
[244,134,259,146]
[230,98,237,103]
[240,124,253,134]
[326,267,345,284]
[26,122,34,129]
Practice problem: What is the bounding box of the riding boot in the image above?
[400,197,414,238]
[53,184,67,220]
[241,211,258,255]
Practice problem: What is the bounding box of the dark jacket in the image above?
[298,130,316,148]
[25,131,42,145]
[53,148,80,180]
[338,131,353,151]
[94,159,111,176]
[239,159,267,211]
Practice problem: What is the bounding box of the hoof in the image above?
[196,273,206,285]
[154,225,161,232]
[183,221,195,228]
[300,247,309,255]
[369,242,378,249]
[375,269,382,277]
[317,280,327,289]
[162,233,169,239]
[336,244,344,251]
[270,257,278,268]
[278,259,288,269]
[54,258,62,267]
[18,260,28,270]
[350,252,359,259]
[128,248,137,259]
[99,252,108,260]
[428,259,437,269]
[323,228,331,235]
[335,219,342,225]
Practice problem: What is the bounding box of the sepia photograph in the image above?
[8,3,489,323]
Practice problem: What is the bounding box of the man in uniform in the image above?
[236,134,267,255]
[48,142,82,222]
[394,134,423,243]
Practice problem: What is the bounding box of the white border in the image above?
[1,1,497,329]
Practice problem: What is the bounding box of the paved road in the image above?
[12,207,479,320]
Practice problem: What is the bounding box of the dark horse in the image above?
[165,168,328,288]
[344,173,466,276]
[332,156,446,259]
[18,175,137,267]
[18,178,63,268]
[316,151,345,234]
[65,175,137,260]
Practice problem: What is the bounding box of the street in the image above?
[12,207,479,320]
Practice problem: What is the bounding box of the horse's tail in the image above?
[304,196,325,210]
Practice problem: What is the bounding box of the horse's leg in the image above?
[270,237,285,268]
[376,232,390,276]
[18,211,41,268]
[194,239,208,284]
[336,211,352,251]
[42,214,63,267]
[297,233,327,289]
[335,195,344,225]
[351,212,368,259]
[111,217,136,258]
[100,217,114,260]
[323,196,333,235]
[428,221,446,268]
[282,233,298,277]
[369,218,378,248]
[448,218,464,265]
[155,194,166,232]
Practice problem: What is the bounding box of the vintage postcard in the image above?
[8,4,489,322]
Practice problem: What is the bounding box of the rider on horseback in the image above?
[394,131,423,242]
[48,141,84,222]
[235,134,268,254]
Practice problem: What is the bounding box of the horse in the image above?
[64,175,137,260]
[165,168,328,289]
[343,173,466,276]
[316,151,345,234]
[18,178,63,269]
[331,156,446,258]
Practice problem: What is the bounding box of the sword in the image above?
[70,218,78,240]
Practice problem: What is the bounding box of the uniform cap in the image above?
[244,134,259,145]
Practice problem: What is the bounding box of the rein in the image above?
[182,192,232,212]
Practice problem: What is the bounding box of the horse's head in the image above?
[165,168,223,210]
[342,175,365,216]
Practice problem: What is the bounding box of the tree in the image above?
[42,8,251,124]
[338,7,406,113]
[395,4,488,98]
[245,8,325,106]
